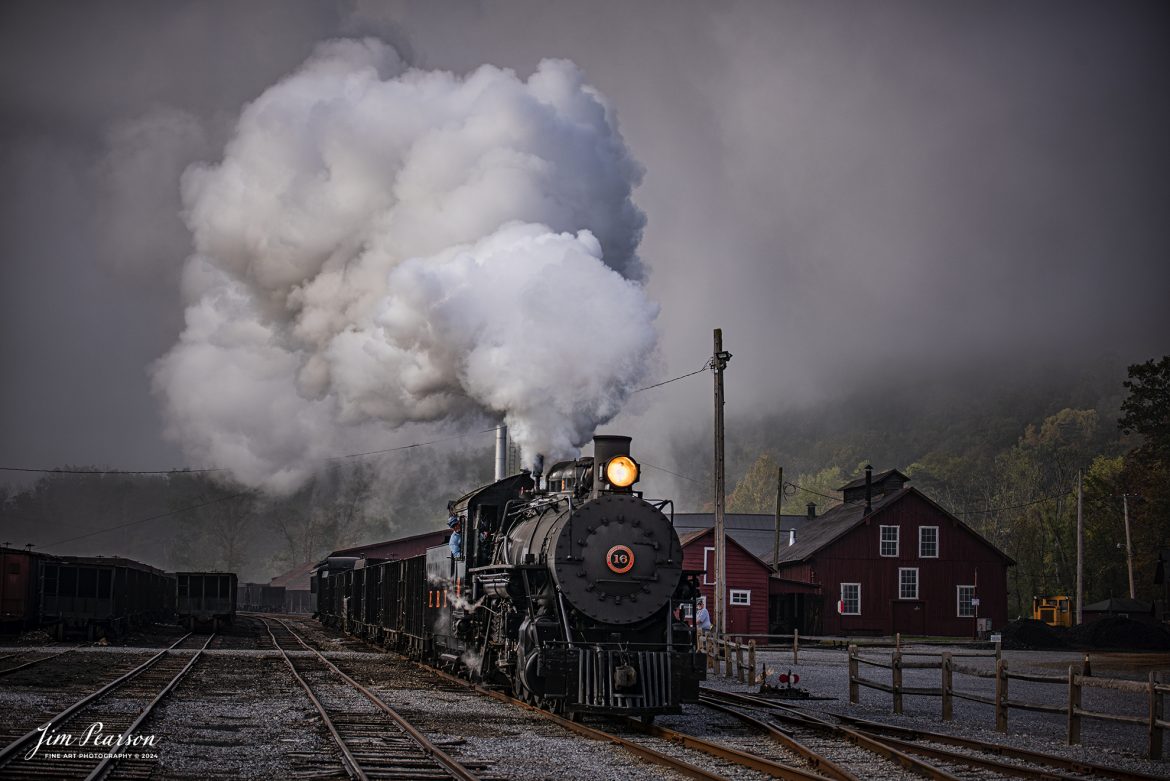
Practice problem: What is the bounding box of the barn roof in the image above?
[774,486,1014,566]
[676,526,775,572]
[269,560,315,590]
[673,512,815,564]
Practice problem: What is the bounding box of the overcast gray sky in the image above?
[2,1,1167,492]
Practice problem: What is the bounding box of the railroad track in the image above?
[0,632,211,780]
[700,687,1164,781]
[0,647,83,676]
[262,617,482,781]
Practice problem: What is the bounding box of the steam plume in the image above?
[153,39,656,493]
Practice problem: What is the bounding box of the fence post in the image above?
[848,644,859,704]
[1067,665,1081,744]
[896,632,901,650]
[941,651,953,721]
[995,658,1009,733]
[724,637,733,678]
[707,633,716,673]
[747,640,756,685]
[736,637,745,683]
[1150,671,1164,760]
[892,649,904,715]
[793,628,800,665]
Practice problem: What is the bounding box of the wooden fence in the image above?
[697,631,758,684]
[848,644,1170,759]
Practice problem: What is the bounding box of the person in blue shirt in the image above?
[695,598,712,632]
[447,514,462,558]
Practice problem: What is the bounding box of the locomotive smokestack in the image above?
[533,454,544,489]
[495,424,507,481]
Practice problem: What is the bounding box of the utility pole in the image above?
[772,467,784,572]
[1123,493,1136,599]
[711,328,732,637]
[1076,469,1083,626]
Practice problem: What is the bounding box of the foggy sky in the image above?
[2,1,1168,498]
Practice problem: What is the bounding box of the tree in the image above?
[1119,356,1170,461]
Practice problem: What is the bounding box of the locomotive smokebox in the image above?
[592,435,632,499]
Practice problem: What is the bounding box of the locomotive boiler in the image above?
[426,434,705,719]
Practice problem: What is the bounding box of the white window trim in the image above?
[898,567,919,600]
[703,547,714,585]
[729,589,751,606]
[957,585,976,617]
[919,526,939,558]
[880,525,899,557]
[840,582,861,615]
[679,603,694,618]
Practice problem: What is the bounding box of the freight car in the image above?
[237,582,286,613]
[40,556,173,640]
[176,572,238,632]
[316,435,706,721]
[0,548,52,634]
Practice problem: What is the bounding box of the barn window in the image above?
[703,547,714,585]
[919,526,938,558]
[957,585,976,617]
[678,603,694,618]
[880,526,899,557]
[730,589,751,606]
[898,568,918,599]
[840,583,860,615]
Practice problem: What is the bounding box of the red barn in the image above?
[773,468,1013,637]
[679,528,772,635]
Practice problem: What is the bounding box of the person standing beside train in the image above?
[695,597,711,632]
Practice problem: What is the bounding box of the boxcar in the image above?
[0,548,52,634]
[175,572,238,632]
[40,556,172,639]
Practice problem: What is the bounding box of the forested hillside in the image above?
[668,355,1169,617]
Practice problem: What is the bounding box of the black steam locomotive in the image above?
[314,435,705,720]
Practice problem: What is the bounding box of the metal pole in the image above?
[712,329,731,637]
[772,467,783,572]
[1076,469,1083,626]
[1123,494,1136,599]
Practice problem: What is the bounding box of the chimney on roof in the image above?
[806,502,816,519]
[788,529,796,546]
[864,464,873,515]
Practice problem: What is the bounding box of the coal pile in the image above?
[999,619,1069,650]
[1066,617,1170,651]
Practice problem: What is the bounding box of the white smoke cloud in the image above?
[152,38,655,493]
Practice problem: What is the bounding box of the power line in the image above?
[0,466,224,476]
[3,356,711,476]
[632,360,710,393]
[641,461,702,483]
[44,490,253,548]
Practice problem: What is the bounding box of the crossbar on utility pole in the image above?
[712,328,732,637]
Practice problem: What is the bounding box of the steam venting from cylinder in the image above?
[151,39,658,493]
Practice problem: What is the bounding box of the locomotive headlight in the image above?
[605,456,639,488]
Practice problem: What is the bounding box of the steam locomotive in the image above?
[314,435,706,720]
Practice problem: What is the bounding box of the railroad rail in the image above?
[0,646,83,676]
[830,710,1168,781]
[0,632,210,780]
[261,617,480,781]
[701,686,1164,781]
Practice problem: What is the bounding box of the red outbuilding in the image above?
[679,528,772,635]
[772,468,1014,637]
